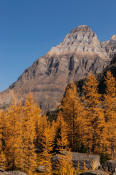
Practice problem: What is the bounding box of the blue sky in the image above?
[0,0,116,91]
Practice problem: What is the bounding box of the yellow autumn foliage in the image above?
[0,71,116,173]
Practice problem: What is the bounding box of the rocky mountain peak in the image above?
[0,25,112,112]
[111,34,116,40]
[71,25,93,33]
[101,34,116,58]
[48,25,108,59]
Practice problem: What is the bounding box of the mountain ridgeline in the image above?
[0,25,116,111]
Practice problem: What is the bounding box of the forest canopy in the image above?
[0,71,116,174]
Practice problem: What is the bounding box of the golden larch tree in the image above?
[104,71,116,157]
[61,82,86,152]
[21,94,39,174]
[3,101,23,170]
[55,113,76,175]
[83,73,106,153]
[0,111,7,170]
[38,121,54,175]
[56,112,69,153]
[36,115,48,153]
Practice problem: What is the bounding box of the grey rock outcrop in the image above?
[80,170,109,175]
[0,171,27,175]
[0,25,112,111]
[103,160,116,173]
[102,34,116,58]
[52,152,100,170]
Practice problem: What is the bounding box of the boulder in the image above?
[103,160,116,173]
[0,171,27,175]
[80,170,109,175]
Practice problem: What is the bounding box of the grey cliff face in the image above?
[0,25,112,111]
[102,34,116,58]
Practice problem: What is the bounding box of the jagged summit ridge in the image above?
[48,25,108,58]
[102,33,116,58]
[71,25,93,33]
[111,34,116,40]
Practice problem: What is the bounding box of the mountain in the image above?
[102,34,116,58]
[0,25,115,112]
